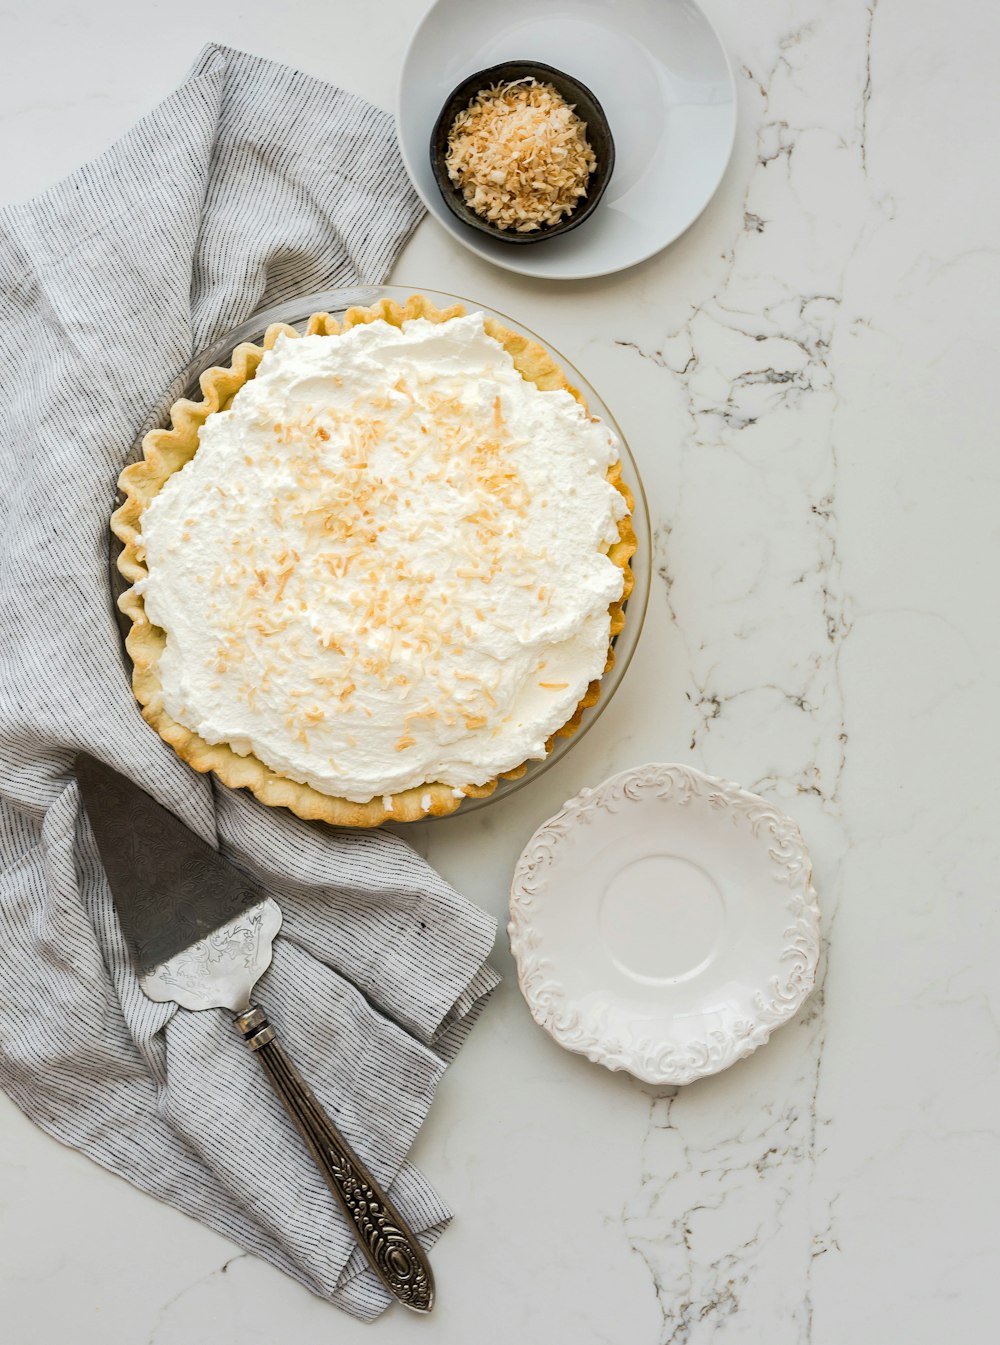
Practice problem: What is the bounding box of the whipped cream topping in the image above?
[137,313,627,802]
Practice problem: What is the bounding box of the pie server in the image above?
[74,752,434,1314]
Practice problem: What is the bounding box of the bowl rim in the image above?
[428,58,616,246]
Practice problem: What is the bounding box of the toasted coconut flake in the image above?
[445,79,597,232]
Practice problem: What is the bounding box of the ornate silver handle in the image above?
[235,1005,435,1314]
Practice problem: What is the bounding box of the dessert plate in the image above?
[508,764,821,1085]
[397,0,736,280]
[108,285,650,819]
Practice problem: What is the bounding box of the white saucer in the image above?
[397,0,736,280]
[508,765,820,1086]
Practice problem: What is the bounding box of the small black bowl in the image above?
[429,60,615,246]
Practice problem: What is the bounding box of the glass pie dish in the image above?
[109,285,650,819]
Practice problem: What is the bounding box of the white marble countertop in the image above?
[4,2,999,1341]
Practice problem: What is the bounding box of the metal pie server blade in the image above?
[75,751,268,988]
[73,752,435,1313]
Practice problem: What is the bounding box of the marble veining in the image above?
[606,9,872,1336]
[3,1,1000,1342]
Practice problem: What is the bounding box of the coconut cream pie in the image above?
[113,295,635,825]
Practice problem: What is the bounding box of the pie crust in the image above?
[112,294,636,825]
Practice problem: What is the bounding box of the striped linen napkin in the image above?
[0,43,499,1319]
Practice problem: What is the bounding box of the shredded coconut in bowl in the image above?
[444,78,598,233]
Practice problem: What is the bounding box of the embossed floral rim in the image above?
[507,763,821,1086]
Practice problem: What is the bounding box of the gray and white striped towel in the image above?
[0,43,499,1319]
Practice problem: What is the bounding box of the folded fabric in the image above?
[0,42,499,1320]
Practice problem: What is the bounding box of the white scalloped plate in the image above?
[508,764,820,1085]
